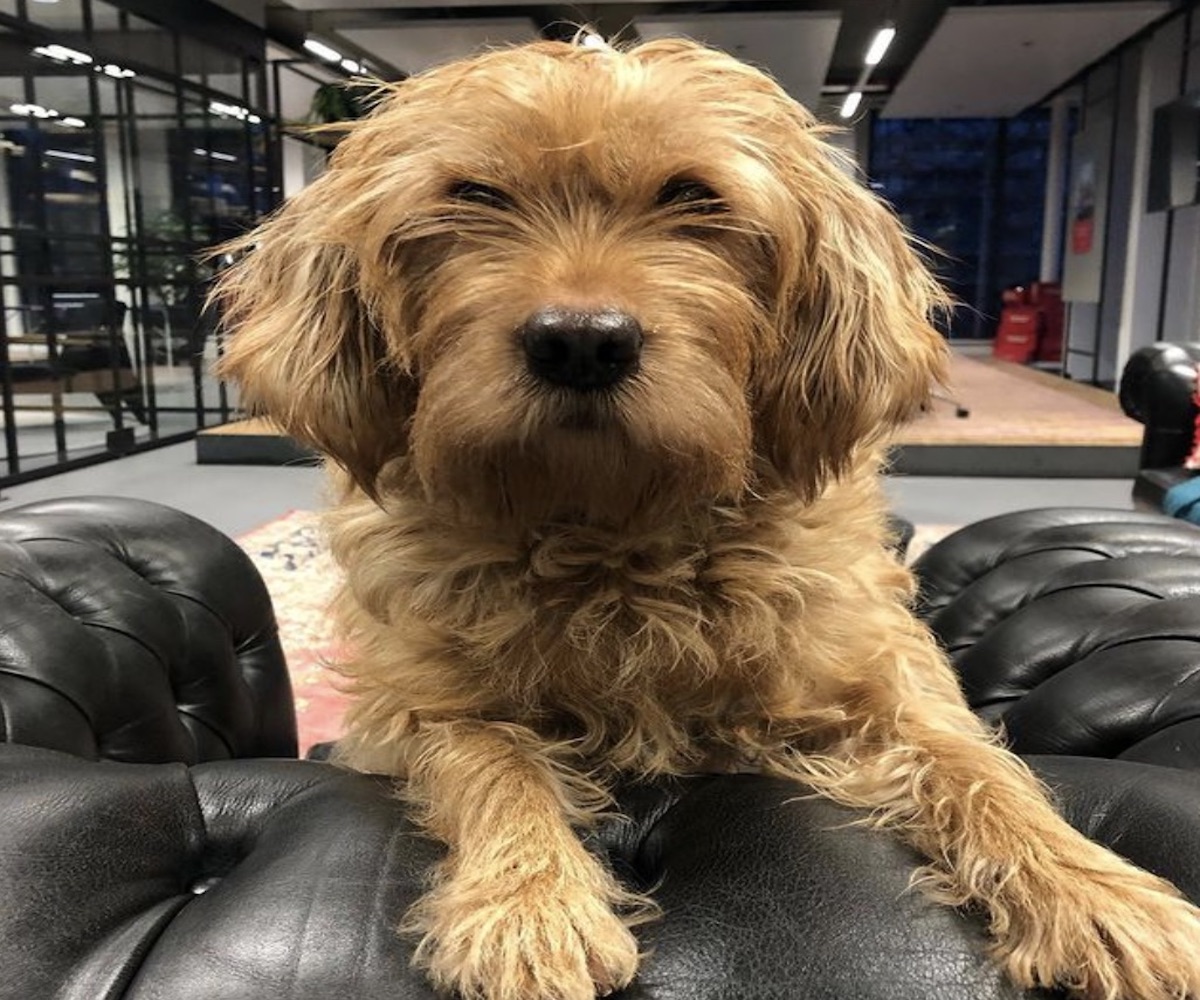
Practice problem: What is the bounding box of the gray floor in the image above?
[0,440,1137,538]
[0,442,326,537]
[883,474,1133,525]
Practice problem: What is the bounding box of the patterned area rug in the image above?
[237,511,349,755]
[237,512,959,754]
[908,523,960,562]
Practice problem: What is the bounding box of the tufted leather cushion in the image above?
[3,741,1199,1000]
[0,497,296,763]
[914,508,1200,767]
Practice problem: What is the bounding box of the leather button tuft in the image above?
[189,875,222,895]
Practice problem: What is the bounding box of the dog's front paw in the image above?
[995,865,1200,1000]
[408,873,643,1000]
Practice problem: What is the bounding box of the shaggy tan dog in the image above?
[215,37,1200,1000]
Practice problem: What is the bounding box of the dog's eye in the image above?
[448,180,514,211]
[656,177,725,215]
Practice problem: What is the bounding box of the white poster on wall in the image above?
[1062,112,1113,303]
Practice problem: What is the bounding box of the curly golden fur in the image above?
[215,37,1200,1000]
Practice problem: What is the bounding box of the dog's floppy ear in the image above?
[754,138,950,500]
[212,197,414,497]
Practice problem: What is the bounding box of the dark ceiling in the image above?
[262,0,1174,118]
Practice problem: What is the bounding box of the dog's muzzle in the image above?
[519,307,643,391]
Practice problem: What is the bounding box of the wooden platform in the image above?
[197,354,1144,478]
[196,417,317,466]
[890,354,1141,477]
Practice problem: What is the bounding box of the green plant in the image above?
[308,81,380,125]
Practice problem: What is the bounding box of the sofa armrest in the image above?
[1119,342,1200,470]
[912,508,1200,767]
[0,496,296,763]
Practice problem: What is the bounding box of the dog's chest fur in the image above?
[328,469,906,773]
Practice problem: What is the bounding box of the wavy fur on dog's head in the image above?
[215,38,948,525]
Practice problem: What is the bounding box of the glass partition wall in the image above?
[0,0,274,484]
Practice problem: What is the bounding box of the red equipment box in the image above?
[993,282,1064,364]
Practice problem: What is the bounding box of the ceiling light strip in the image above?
[839,92,863,119]
[305,36,370,76]
[864,27,896,67]
[840,23,896,119]
[303,38,342,63]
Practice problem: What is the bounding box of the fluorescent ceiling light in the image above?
[307,37,368,75]
[865,26,896,67]
[45,149,95,162]
[11,102,59,119]
[839,91,863,119]
[193,148,238,162]
[59,117,87,128]
[209,100,262,125]
[33,43,92,65]
[304,38,342,63]
[32,44,135,78]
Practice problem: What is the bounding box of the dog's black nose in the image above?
[520,307,643,391]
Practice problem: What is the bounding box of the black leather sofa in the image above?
[2,497,1200,1000]
[1120,341,1200,510]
